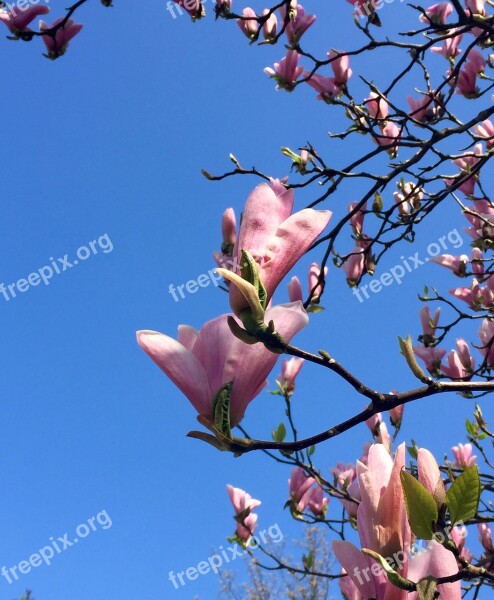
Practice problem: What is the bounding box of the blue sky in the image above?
[0,1,492,598]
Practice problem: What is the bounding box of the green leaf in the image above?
[212,381,234,439]
[445,464,481,525]
[407,440,419,460]
[272,422,286,443]
[416,576,437,600]
[465,419,476,437]
[303,550,313,570]
[400,471,438,540]
[241,249,267,310]
[307,445,316,457]
[362,549,415,591]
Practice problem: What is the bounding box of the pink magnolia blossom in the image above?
[450,278,490,310]
[419,2,453,24]
[339,569,362,600]
[287,276,303,302]
[288,467,328,517]
[478,318,494,367]
[237,7,258,39]
[227,484,261,541]
[376,421,391,451]
[333,444,460,599]
[265,49,304,91]
[365,413,382,434]
[136,302,308,427]
[478,523,493,552]
[364,92,389,121]
[173,0,203,19]
[430,253,469,276]
[471,247,484,276]
[413,343,447,375]
[0,4,49,36]
[450,526,474,562]
[463,198,494,241]
[473,119,494,149]
[430,29,462,60]
[447,143,484,196]
[393,181,423,216]
[308,262,327,302]
[374,121,401,158]
[278,357,304,392]
[280,2,316,45]
[262,9,277,41]
[418,448,446,506]
[455,50,486,98]
[328,50,352,86]
[465,0,487,16]
[347,0,380,19]
[389,404,404,427]
[229,181,331,314]
[452,443,477,468]
[39,18,83,59]
[331,463,361,518]
[348,201,366,236]
[407,92,441,123]
[304,72,341,103]
[442,338,475,379]
[419,305,441,341]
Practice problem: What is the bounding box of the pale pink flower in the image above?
[465,0,487,16]
[374,121,401,158]
[413,343,447,375]
[287,276,303,302]
[364,92,389,120]
[473,119,494,150]
[419,2,453,24]
[229,180,331,314]
[0,4,49,36]
[430,29,462,60]
[441,339,475,380]
[280,2,316,45]
[304,72,341,103]
[430,253,469,276]
[237,7,258,39]
[278,357,304,392]
[328,50,352,86]
[478,523,493,552]
[39,18,83,59]
[308,262,327,302]
[227,484,261,541]
[262,8,277,41]
[137,303,308,427]
[452,443,477,468]
[478,318,494,367]
[265,49,304,91]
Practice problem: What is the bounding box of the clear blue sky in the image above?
[0,1,492,598]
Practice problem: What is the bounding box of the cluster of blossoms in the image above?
[0,4,82,59]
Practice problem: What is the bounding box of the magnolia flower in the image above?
[407,92,441,123]
[287,276,303,303]
[364,92,389,121]
[228,181,331,314]
[413,343,447,375]
[419,2,453,24]
[452,443,477,468]
[348,201,366,236]
[441,339,475,380]
[237,7,258,39]
[308,262,327,302]
[289,467,328,517]
[278,357,304,392]
[39,18,83,59]
[333,444,460,600]
[173,0,203,19]
[328,50,352,86]
[265,49,304,91]
[430,29,462,60]
[389,404,404,427]
[465,0,487,16]
[0,4,49,36]
[227,484,261,541]
[455,50,486,98]
[374,121,401,158]
[478,318,494,367]
[280,2,316,45]
[343,247,365,286]
[262,8,277,41]
[430,253,469,276]
[304,72,341,103]
[419,305,441,342]
[473,119,494,150]
[136,302,308,427]
[446,143,484,196]
[478,522,493,552]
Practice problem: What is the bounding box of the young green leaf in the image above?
[272,422,286,443]
[400,470,438,540]
[445,464,481,525]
